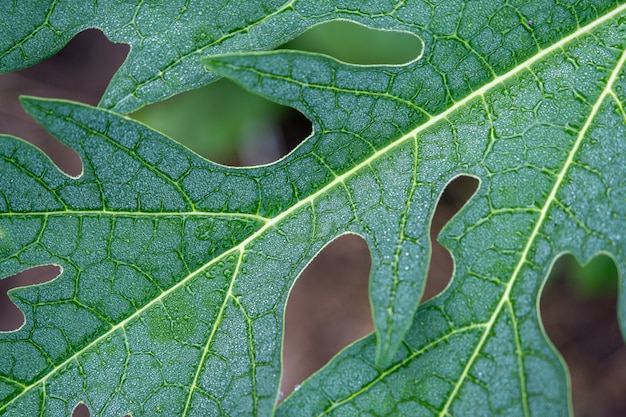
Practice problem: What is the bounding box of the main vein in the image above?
[438,30,626,417]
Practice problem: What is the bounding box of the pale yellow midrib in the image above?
[0,210,268,222]
[3,2,626,412]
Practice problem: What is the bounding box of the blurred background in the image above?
[0,23,624,416]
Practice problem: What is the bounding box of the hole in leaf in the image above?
[281,234,372,399]
[283,20,422,66]
[72,402,90,417]
[131,79,312,167]
[422,175,479,303]
[0,28,129,177]
[0,265,61,332]
[541,254,626,417]
[134,23,421,168]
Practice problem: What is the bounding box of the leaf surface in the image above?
[1,1,626,417]
[267,3,626,416]
[0,0,423,114]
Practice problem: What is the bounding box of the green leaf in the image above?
[2,1,626,417]
[0,0,424,114]
[264,4,626,417]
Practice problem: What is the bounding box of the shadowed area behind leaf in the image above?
[0,29,128,177]
[422,176,479,303]
[281,234,373,399]
[71,403,89,417]
[541,255,626,417]
[0,265,60,332]
[131,79,312,167]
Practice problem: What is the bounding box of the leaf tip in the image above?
[17,95,55,118]
[18,94,38,111]
[201,55,232,74]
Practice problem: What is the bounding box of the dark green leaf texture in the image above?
[0,0,425,114]
[2,1,626,417]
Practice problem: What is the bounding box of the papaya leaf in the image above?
[265,5,626,417]
[1,1,626,417]
[0,0,425,114]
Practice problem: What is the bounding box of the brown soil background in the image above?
[1,30,625,417]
